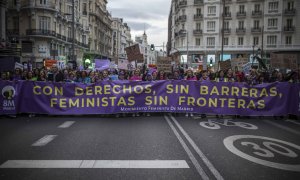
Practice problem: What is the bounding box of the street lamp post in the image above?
[252,45,261,68]
[72,0,75,68]
[186,31,189,69]
[221,0,225,63]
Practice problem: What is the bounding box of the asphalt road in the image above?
[0,114,299,180]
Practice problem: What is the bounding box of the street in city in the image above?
[0,114,299,180]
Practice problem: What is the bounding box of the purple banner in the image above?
[1,80,300,116]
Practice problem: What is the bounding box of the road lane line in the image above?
[0,160,189,169]
[286,120,300,126]
[170,115,224,180]
[58,121,75,128]
[31,135,57,146]
[264,120,300,136]
[164,115,209,180]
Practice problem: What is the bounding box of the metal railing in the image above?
[284,9,296,16]
[193,30,203,35]
[251,27,262,33]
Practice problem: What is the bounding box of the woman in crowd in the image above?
[199,70,210,82]
[1,72,8,80]
[215,70,227,82]
[12,68,22,81]
[129,69,142,117]
[37,70,47,81]
[226,68,235,82]
[185,69,196,117]
[63,69,69,81]
[27,71,37,81]
[79,71,91,83]
[130,69,142,81]
[157,70,166,80]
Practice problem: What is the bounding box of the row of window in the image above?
[191,36,292,46]
[180,1,294,16]
[182,18,294,32]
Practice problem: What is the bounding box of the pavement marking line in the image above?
[164,115,209,180]
[0,160,189,169]
[264,120,300,136]
[31,135,57,146]
[286,120,300,126]
[170,115,224,180]
[58,121,76,128]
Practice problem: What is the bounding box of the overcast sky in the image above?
[107,0,171,48]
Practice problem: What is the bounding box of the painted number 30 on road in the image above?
[223,135,300,172]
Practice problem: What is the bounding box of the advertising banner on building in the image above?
[1,81,300,116]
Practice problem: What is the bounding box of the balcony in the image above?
[21,2,57,11]
[223,28,231,34]
[251,27,262,33]
[193,30,203,36]
[194,0,203,5]
[6,29,19,36]
[178,15,187,22]
[236,12,246,18]
[284,9,296,16]
[179,1,187,7]
[284,26,295,32]
[26,29,56,37]
[194,14,203,20]
[223,12,232,19]
[224,0,232,3]
[236,28,246,34]
[252,11,262,17]
[236,0,247,2]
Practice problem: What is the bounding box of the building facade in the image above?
[135,32,157,65]
[112,18,133,63]
[168,0,300,70]
[87,0,113,61]
[5,0,113,68]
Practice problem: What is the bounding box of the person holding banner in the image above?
[130,69,142,117]
[78,71,91,84]
[37,70,47,82]
[12,68,22,81]
[102,70,110,81]
[199,70,210,82]
[215,70,227,82]
[1,71,8,81]
[27,71,37,81]
[130,69,142,81]
[185,69,196,117]
[226,68,235,82]
[118,70,127,80]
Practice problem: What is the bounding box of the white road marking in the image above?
[164,115,209,180]
[170,115,224,180]
[286,120,300,126]
[58,121,75,128]
[0,160,189,169]
[224,135,300,172]
[264,120,300,136]
[31,135,57,146]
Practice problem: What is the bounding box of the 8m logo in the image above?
[2,86,16,111]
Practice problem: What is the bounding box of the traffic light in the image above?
[209,59,213,67]
[150,44,155,51]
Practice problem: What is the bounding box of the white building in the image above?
[135,32,157,65]
[168,0,300,70]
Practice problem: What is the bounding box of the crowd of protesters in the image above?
[1,64,299,118]
[1,64,299,84]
